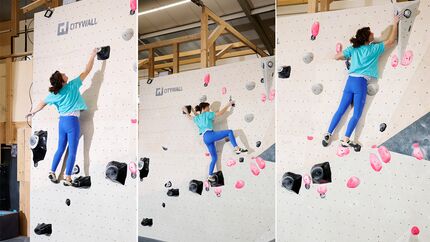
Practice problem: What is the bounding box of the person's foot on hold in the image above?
[341,139,357,148]
[235,147,248,155]
[207,175,216,183]
[48,172,59,184]
[322,132,331,147]
[63,177,73,187]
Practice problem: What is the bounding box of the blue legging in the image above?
[328,76,367,138]
[51,116,80,176]
[203,130,238,175]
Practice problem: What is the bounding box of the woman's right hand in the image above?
[393,15,400,24]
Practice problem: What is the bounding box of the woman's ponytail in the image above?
[49,71,64,94]
[350,27,371,48]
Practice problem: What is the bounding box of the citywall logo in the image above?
[57,18,97,36]
[155,86,183,96]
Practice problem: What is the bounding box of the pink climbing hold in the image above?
[235,180,245,189]
[261,93,267,103]
[131,118,137,124]
[269,89,276,101]
[250,163,260,176]
[303,174,311,189]
[378,146,391,163]
[226,159,237,167]
[130,0,136,14]
[307,136,314,141]
[317,184,327,198]
[371,144,377,149]
[129,162,137,174]
[205,152,210,157]
[255,157,266,170]
[336,146,350,157]
[391,54,399,68]
[411,226,420,235]
[204,181,210,191]
[401,50,413,66]
[311,21,320,40]
[221,87,227,95]
[214,187,222,197]
[336,43,342,53]
[346,176,360,188]
[370,153,382,172]
[412,143,424,160]
[203,73,210,87]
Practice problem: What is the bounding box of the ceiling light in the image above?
[138,0,191,16]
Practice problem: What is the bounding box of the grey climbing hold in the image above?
[311,83,323,95]
[380,123,387,132]
[256,141,261,147]
[244,114,254,123]
[367,83,379,96]
[246,81,256,91]
[303,52,314,64]
[122,28,134,41]
[162,146,168,151]
[239,157,244,163]
[200,95,207,103]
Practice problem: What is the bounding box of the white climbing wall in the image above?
[277,1,430,242]
[30,0,137,241]
[138,57,275,241]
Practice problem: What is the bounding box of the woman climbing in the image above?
[322,15,399,148]
[26,49,97,186]
[183,101,248,182]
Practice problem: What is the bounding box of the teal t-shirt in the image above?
[343,42,385,79]
[44,76,88,115]
[193,111,215,135]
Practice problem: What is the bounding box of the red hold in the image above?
[311,21,320,40]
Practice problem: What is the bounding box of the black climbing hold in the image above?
[72,165,80,175]
[130,9,135,15]
[239,157,244,163]
[96,46,110,60]
[65,199,70,206]
[229,95,236,107]
[189,180,203,195]
[167,188,179,197]
[260,78,264,83]
[72,176,91,188]
[281,172,302,194]
[403,9,412,18]
[278,66,291,79]
[209,171,224,187]
[106,161,128,185]
[380,123,387,132]
[311,35,316,41]
[182,105,192,115]
[34,223,52,235]
[147,78,153,84]
[162,146,168,151]
[29,130,48,167]
[141,218,153,227]
[139,157,150,180]
[310,162,332,184]
[256,141,261,148]
[162,203,165,208]
[353,144,361,152]
[345,59,351,70]
[164,181,172,188]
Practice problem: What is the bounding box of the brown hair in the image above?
[49,71,64,94]
[350,27,371,48]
